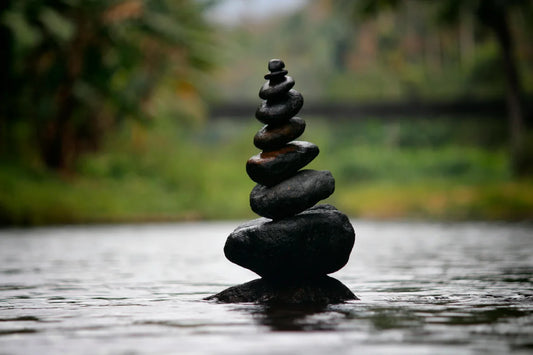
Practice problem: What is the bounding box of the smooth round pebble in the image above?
[255,89,303,125]
[246,141,318,186]
[250,169,335,219]
[254,116,306,150]
[259,76,295,100]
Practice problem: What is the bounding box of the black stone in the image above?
[254,116,305,150]
[246,141,318,186]
[224,204,355,280]
[255,89,303,125]
[264,70,288,80]
[205,276,357,304]
[250,170,335,219]
[209,59,357,306]
[259,76,295,100]
[268,59,285,72]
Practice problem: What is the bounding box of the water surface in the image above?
[1,220,532,354]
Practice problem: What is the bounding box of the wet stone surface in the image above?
[255,89,304,125]
[206,276,357,305]
[268,59,285,72]
[246,141,319,186]
[226,59,354,305]
[253,116,306,151]
[259,76,295,100]
[224,204,355,280]
[250,170,335,220]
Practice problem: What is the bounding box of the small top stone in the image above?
[265,59,288,80]
[268,59,285,72]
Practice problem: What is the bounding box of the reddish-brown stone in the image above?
[246,141,318,186]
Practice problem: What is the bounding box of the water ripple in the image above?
[0,221,531,354]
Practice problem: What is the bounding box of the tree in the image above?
[336,0,532,175]
[0,0,213,171]
[439,0,530,175]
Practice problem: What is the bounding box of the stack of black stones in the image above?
[207,59,356,304]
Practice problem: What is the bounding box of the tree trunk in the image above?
[41,13,87,172]
[0,0,13,157]
[494,15,527,176]
[42,84,76,171]
[477,2,527,176]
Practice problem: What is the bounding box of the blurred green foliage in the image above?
[1,116,532,225]
[0,0,213,170]
[334,0,532,176]
[209,0,533,102]
[1,0,532,225]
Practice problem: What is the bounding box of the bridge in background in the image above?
[209,98,532,121]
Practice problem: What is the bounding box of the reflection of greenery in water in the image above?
[242,301,533,341]
[1,117,532,225]
[364,308,423,330]
[242,293,533,350]
[249,304,336,331]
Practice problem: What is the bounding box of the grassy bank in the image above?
[1,117,532,226]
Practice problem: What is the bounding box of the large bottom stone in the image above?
[205,277,357,304]
[224,204,355,280]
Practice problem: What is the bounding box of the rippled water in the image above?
[1,220,532,354]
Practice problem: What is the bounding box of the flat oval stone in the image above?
[246,141,318,186]
[250,170,335,219]
[264,70,288,80]
[255,89,303,125]
[259,76,295,100]
[224,204,356,280]
[205,276,358,304]
[254,117,306,150]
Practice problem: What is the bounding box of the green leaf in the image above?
[39,7,75,42]
[1,10,41,49]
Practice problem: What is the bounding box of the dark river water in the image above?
[1,220,532,354]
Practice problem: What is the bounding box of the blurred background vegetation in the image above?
[1,0,532,226]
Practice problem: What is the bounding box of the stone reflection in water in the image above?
[251,304,340,331]
[244,303,432,333]
[207,59,356,303]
